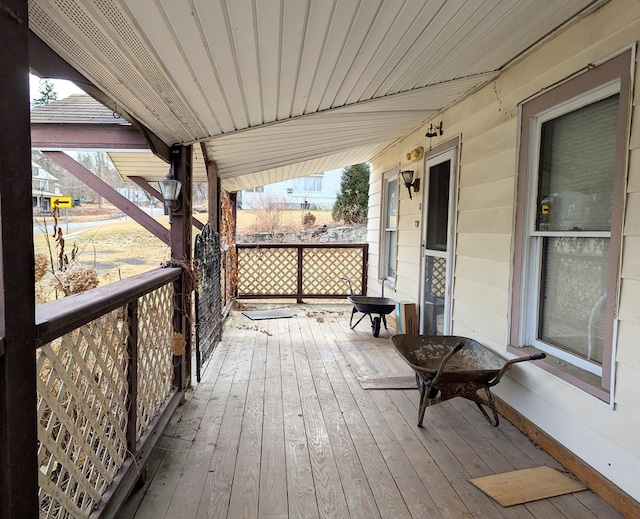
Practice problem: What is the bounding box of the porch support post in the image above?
[207,161,219,230]
[0,1,39,516]
[126,301,138,454]
[170,145,193,389]
[41,151,170,245]
[230,192,238,243]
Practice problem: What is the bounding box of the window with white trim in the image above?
[304,174,323,192]
[380,168,398,280]
[511,51,631,398]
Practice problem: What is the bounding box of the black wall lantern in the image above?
[400,170,420,199]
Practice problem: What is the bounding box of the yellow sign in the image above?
[51,196,73,208]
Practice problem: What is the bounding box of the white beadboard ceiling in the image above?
[28,0,604,190]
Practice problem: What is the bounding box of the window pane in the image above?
[304,175,323,191]
[386,230,397,278]
[539,237,609,365]
[536,94,619,231]
[386,179,398,229]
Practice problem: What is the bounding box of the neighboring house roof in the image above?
[32,162,58,181]
[30,94,129,126]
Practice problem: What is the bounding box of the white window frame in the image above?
[510,49,632,400]
[518,81,620,377]
[379,167,399,282]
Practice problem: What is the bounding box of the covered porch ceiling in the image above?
[28,0,606,191]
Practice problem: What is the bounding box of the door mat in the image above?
[242,309,294,320]
[469,466,586,507]
[336,339,416,390]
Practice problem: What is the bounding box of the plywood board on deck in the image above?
[335,339,415,389]
[469,466,586,507]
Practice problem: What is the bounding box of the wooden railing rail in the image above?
[36,267,181,345]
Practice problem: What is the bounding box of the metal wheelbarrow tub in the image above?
[391,334,545,427]
[342,277,396,337]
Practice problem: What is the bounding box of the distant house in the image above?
[239,169,342,210]
[32,161,62,214]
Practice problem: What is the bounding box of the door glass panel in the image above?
[423,155,452,335]
[426,160,451,251]
[423,256,447,334]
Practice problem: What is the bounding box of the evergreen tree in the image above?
[32,79,58,108]
[332,163,370,224]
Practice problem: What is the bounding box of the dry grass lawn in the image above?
[236,208,333,231]
[34,218,171,292]
[33,207,335,299]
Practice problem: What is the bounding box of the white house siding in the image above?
[241,168,343,210]
[368,0,640,502]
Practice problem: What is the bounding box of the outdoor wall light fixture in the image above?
[425,121,443,138]
[400,170,420,199]
[159,170,182,223]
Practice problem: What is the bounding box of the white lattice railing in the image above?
[236,243,368,299]
[34,268,182,519]
[136,285,175,440]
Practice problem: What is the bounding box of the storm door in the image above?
[421,149,456,335]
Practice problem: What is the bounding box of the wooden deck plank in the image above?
[386,389,511,518]
[123,304,625,519]
[196,318,257,519]
[162,324,243,519]
[258,317,289,519]
[291,313,351,518]
[227,317,267,519]
[445,398,573,519]
[118,428,174,518]
[319,315,415,519]
[280,315,321,519]
[304,312,382,518]
[327,313,460,519]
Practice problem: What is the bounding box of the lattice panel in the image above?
[237,247,298,295]
[137,284,174,440]
[37,310,129,519]
[427,256,447,298]
[302,248,364,295]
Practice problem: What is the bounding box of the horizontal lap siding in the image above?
[616,35,640,473]
[369,0,640,502]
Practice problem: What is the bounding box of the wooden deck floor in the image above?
[121,304,623,519]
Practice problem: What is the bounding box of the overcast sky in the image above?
[29,74,84,101]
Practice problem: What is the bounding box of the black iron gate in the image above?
[194,223,223,382]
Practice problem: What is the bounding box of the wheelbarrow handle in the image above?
[431,341,465,387]
[341,277,354,295]
[488,352,547,387]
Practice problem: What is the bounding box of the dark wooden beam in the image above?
[31,124,150,150]
[41,151,170,245]
[126,301,138,455]
[0,1,39,516]
[130,120,171,163]
[129,176,204,231]
[29,30,172,163]
[129,176,164,202]
[206,160,219,231]
[170,146,193,389]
